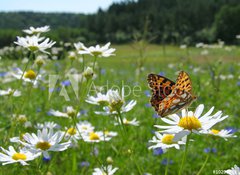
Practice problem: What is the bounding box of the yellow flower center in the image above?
[81,126,88,130]
[104,131,109,135]
[211,129,220,134]
[91,51,102,57]
[67,128,77,135]
[161,134,174,144]
[36,141,51,150]
[89,132,100,140]
[24,70,36,80]
[12,153,27,160]
[178,116,202,131]
[28,46,39,52]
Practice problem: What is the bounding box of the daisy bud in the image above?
[83,67,94,80]
[35,57,45,67]
[106,156,113,164]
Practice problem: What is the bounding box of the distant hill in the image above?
[0,0,239,47]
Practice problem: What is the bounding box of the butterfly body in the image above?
[147,71,196,117]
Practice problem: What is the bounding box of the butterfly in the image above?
[147,71,197,117]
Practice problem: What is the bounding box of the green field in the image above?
[0,41,239,175]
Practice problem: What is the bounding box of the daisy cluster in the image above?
[0,26,135,175]
[148,104,237,153]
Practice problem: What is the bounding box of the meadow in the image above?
[0,28,239,175]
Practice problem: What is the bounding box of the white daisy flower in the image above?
[23,26,50,35]
[12,68,41,86]
[148,132,186,151]
[48,106,80,118]
[35,121,61,130]
[19,128,71,158]
[79,42,115,57]
[93,165,118,175]
[14,35,55,54]
[201,129,237,140]
[82,131,116,143]
[76,121,95,134]
[104,130,118,137]
[0,146,41,166]
[74,42,86,51]
[0,88,21,97]
[86,92,109,106]
[225,165,240,175]
[155,104,228,135]
[95,88,136,115]
[115,118,139,126]
[63,127,81,143]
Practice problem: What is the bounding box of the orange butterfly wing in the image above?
[148,71,196,117]
[147,74,175,114]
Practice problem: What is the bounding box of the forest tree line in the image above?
[0,0,240,47]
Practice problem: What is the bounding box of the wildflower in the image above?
[12,68,41,86]
[35,122,61,130]
[225,165,240,175]
[79,42,115,57]
[148,132,186,151]
[68,51,77,61]
[204,147,217,153]
[115,118,139,126]
[0,146,41,165]
[64,127,81,143]
[161,158,173,165]
[14,35,55,54]
[74,42,86,52]
[180,44,187,49]
[153,147,164,156]
[82,131,116,143]
[76,121,95,134]
[23,26,50,35]
[48,106,80,118]
[95,88,136,115]
[201,50,209,56]
[86,92,109,106]
[196,43,204,48]
[0,88,21,97]
[155,104,228,136]
[93,165,118,175]
[106,157,113,164]
[19,128,71,158]
[80,161,90,167]
[34,56,47,67]
[83,67,94,80]
[201,129,237,140]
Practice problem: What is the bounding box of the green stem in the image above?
[165,151,170,175]
[178,134,191,175]
[117,110,127,135]
[92,55,97,72]
[196,154,209,175]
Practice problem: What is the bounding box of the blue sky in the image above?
[0,0,124,14]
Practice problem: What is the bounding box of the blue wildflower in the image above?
[161,158,173,165]
[61,80,71,86]
[153,148,164,156]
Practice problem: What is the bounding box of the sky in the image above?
[0,0,124,14]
